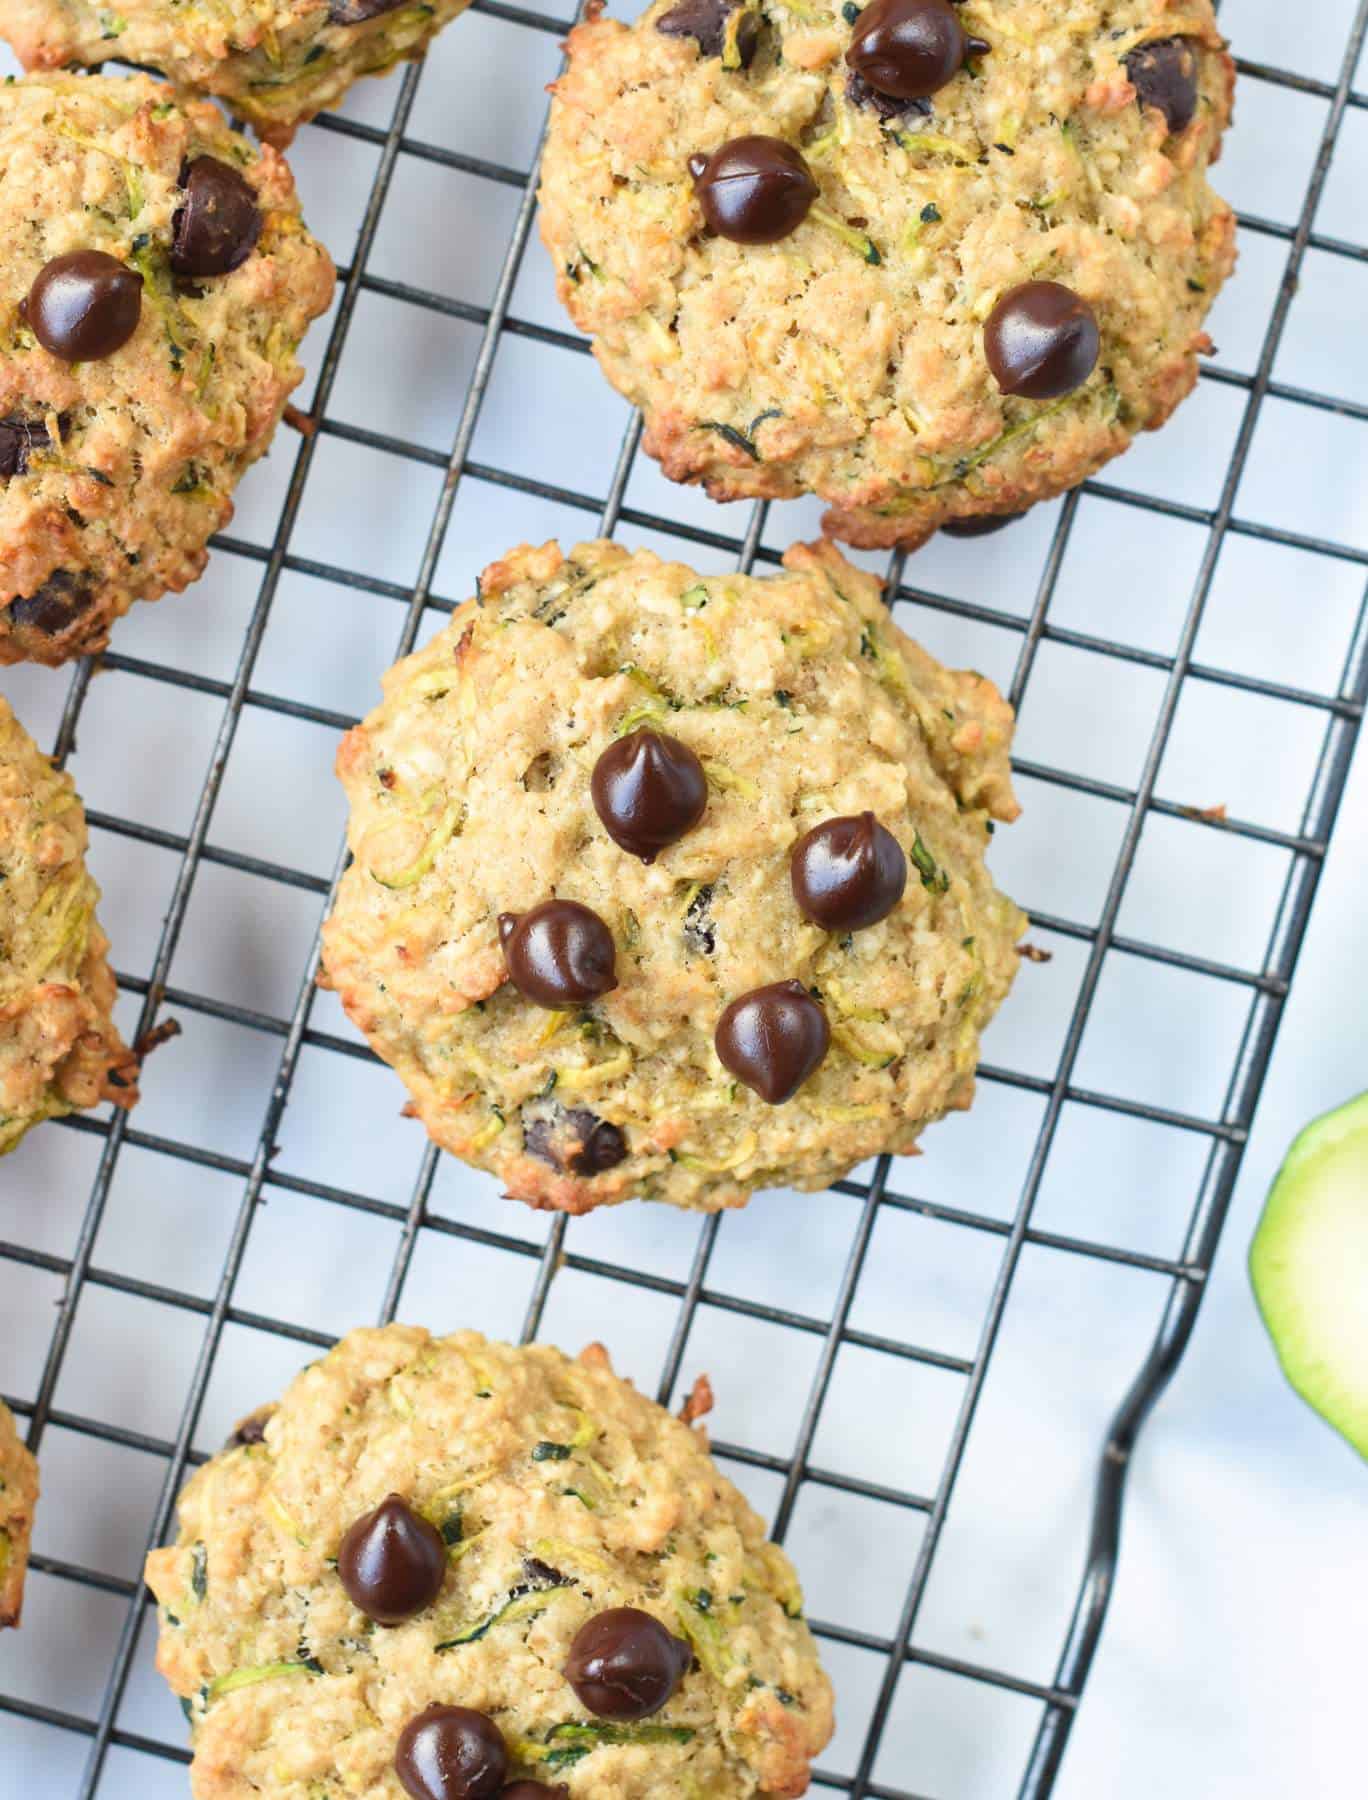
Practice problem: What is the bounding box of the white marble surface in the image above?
[1,0,1366,1793]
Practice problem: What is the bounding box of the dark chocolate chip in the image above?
[591,728,707,861]
[692,135,818,245]
[0,415,54,480]
[25,251,142,362]
[983,280,1100,400]
[941,511,1027,537]
[337,1495,446,1626]
[226,1406,273,1448]
[657,0,760,65]
[8,570,94,636]
[683,882,716,956]
[715,979,830,1104]
[791,812,907,931]
[395,1705,508,1800]
[500,901,617,1008]
[846,0,986,102]
[844,67,932,120]
[564,1607,692,1722]
[1124,35,1199,136]
[523,1104,627,1177]
[328,0,408,21]
[171,156,262,278]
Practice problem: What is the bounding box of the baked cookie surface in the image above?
[0,1400,38,1629]
[539,0,1235,546]
[0,0,472,141]
[0,75,334,666]
[0,694,138,1152]
[145,1325,834,1798]
[320,538,1024,1214]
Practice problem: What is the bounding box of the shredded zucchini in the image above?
[206,1661,319,1702]
[435,1585,562,1651]
[702,760,760,801]
[369,798,463,889]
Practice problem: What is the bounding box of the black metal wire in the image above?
[2,3,1368,1794]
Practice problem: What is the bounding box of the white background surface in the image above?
[1,0,1366,1794]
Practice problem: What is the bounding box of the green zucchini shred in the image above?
[697,419,763,461]
[535,1721,696,1768]
[190,1541,207,1603]
[206,1660,320,1702]
[910,831,950,894]
[435,1584,559,1651]
[532,1440,573,1462]
[674,1585,733,1681]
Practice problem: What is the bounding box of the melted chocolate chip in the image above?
[564,1608,692,1722]
[26,251,142,362]
[692,135,818,245]
[395,1706,508,1800]
[226,1407,273,1448]
[337,1495,446,1626]
[8,570,94,637]
[983,280,1100,400]
[846,0,986,103]
[0,415,55,480]
[500,901,618,1008]
[591,728,707,861]
[715,979,830,1104]
[791,812,907,931]
[845,67,932,120]
[657,0,760,65]
[172,156,262,278]
[941,511,1027,537]
[1124,36,1200,136]
[523,1104,627,1177]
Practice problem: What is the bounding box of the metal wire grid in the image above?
[1,0,1367,1792]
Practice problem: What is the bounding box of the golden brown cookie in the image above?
[145,1325,834,1798]
[320,537,1024,1214]
[0,1400,38,1629]
[539,0,1235,546]
[0,694,138,1153]
[0,75,334,665]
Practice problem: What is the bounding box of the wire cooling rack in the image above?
[3,0,1368,1793]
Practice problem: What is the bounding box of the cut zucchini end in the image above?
[1250,1089,1368,1461]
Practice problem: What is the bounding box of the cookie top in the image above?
[0,694,138,1153]
[0,1401,38,1629]
[0,0,476,143]
[320,537,1023,1214]
[0,74,334,665]
[539,0,1235,547]
[145,1325,834,1798]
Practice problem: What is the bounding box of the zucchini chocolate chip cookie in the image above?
[320,537,1024,1214]
[0,694,138,1152]
[0,0,475,143]
[0,75,334,666]
[145,1325,834,1798]
[0,1400,39,1628]
[539,0,1235,547]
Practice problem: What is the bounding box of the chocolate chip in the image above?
[521,1555,570,1589]
[337,1495,446,1626]
[500,901,617,1008]
[0,415,54,480]
[657,0,759,65]
[983,280,1100,400]
[499,1786,568,1799]
[8,570,94,636]
[523,1104,627,1177]
[226,1406,273,1448]
[591,728,707,861]
[715,979,830,1104]
[683,883,716,956]
[564,1608,692,1722]
[328,0,407,21]
[395,1705,508,1800]
[791,812,907,931]
[844,68,932,120]
[171,156,262,278]
[692,135,818,245]
[941,511,1027,537]
[25,251,142,362]
[846,0,987,103]
[1124,36,1199,136]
